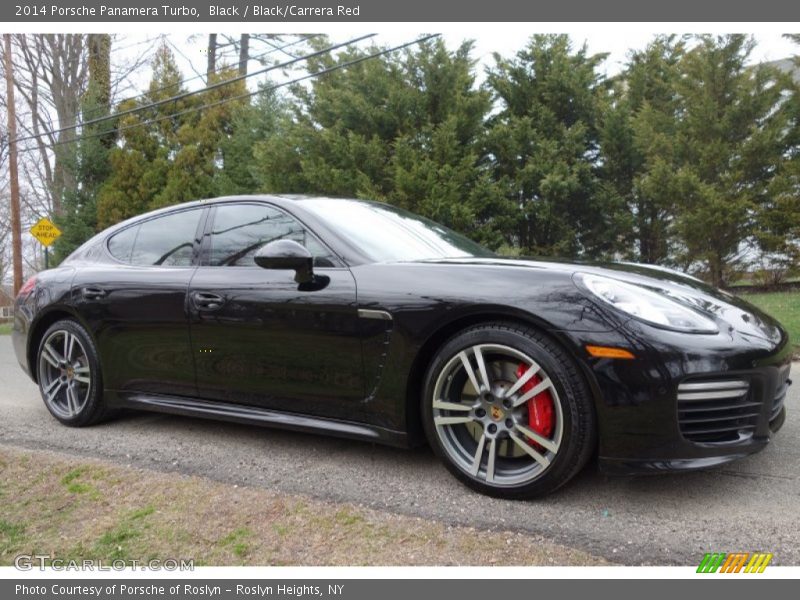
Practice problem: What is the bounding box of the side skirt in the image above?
[113,392,410,448]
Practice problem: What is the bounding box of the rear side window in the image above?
[107,209,203,266]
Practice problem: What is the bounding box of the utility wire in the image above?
[93,34,320,117]
[110,35,164,53]
[165,36,207,81]
[22,34,440,153]
[11,33,376,146]
[81,35,320,123]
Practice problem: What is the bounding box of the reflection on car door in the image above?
[73,207,207,397]
[188,202,365,421]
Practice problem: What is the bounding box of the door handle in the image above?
[81,287,107,300]
[192,291,225,311]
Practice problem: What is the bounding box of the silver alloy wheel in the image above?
[38,329,92,420]
[432,343,564,487]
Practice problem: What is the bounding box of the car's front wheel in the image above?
[422,322,596,498]
[36,319,110,426]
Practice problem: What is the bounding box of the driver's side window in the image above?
[206,203,337,267]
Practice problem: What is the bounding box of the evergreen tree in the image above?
[484,34,620,258]
[252,39,499,244]
[97,43,246,228]
[600,36,685,264]
[670,35,794,285]
[752,35,800,282]
[49,33,797,282]
[53,34,113,263]
[213,85,283,195]
[97,43,186,227]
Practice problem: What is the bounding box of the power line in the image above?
[20,33,372,144]
[258,37,303,60]
[11,33,376,146]
[211,37,238,51]
[86,35,318,122]
[110,35,165,53]
[87,33,320,118]
[24,34,440,153]
[211,35,302,57]
[79,33,323,123]
[164,36,207,81]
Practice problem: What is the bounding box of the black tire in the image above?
[36,319,112,427]
[421,321,596,499]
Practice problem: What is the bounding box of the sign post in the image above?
[29,217,62,269]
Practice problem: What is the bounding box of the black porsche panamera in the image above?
[12,195,793,498]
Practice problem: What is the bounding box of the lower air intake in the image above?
[677,380,759,444]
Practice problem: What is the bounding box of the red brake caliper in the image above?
[515,363,554,450]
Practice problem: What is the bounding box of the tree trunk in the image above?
[86,34,111,108]
[207,34,217,82]
[238,34,250,76]
[48,35,83,216]
[710,254,724,288]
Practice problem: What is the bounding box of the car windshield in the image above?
[300,199,495,262]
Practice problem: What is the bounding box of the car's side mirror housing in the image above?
[254,239,313,284]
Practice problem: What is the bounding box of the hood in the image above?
[414,256,784,344]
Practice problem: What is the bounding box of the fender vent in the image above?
[677,380,759,444]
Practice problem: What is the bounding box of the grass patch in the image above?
[61,466,101,498]
[129,505,156,520]
[219,527,253,559]
[334,508,364,527]
[729,276,800,288]
[0,444,607,566]
[0,519,26,553]
[0,322,11,335]
[739,290,800,355]
[93,523,142,560]
[272,524,289,537]
[90,506,155,560]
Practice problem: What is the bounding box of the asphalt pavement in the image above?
[1,336,797,565]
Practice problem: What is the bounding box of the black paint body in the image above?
[12,196,793,474]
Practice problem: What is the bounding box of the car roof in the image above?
[102,195,366,230]
[207,194,356,203]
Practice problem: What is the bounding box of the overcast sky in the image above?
[461,31,798,76]
[114,31,799,98]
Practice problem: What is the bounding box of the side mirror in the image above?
[254,239,313,284]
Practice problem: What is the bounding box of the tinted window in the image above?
[208,204,336,267]
[300,199,494,262]
[107,225,138,263]
[108,209,203,266]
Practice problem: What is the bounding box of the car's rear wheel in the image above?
[422,322,596,498]
[37,319,110,426]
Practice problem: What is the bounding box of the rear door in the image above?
[72,207,207,397]
[187,201,365,421]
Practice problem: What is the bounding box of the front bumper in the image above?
[564,320,793,475]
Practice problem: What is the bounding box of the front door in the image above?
[188,202,364,421]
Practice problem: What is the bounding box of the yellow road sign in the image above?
[29,217,62,247]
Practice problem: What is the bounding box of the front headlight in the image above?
[579,273,719,333]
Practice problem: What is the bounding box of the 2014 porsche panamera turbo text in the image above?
[11,195,792,497]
